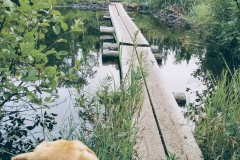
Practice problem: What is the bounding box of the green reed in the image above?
[194,70,240,159]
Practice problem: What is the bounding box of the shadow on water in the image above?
[0,9,119,159]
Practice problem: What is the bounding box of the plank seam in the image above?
[133,47,169,158]
[114,4,149,47]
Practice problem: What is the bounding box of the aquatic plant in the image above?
[194,70,240,159]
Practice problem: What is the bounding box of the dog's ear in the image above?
[79,149,98,160]
[11,152,35,160]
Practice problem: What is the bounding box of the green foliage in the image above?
[0,0,82,108]
[194,70,240,159]
[188,0,240,61]
[187,3,212,30]
[167,152,179,160]
[123,0,201,10]
[73,54,145,159]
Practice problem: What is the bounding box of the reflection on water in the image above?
[160,52,205,104]
[133,13,237,94]
[0,9,119,159]
[1,8,230,159]
[132,13,206,103]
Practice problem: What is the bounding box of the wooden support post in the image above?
[100,26,114,35]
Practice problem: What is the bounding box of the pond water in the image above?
[131,13,206,104]
[1,8,210,159]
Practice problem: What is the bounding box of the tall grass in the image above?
[56,57,145,159]
[194,70,240,159]
[92,76,143,159]
[81,58,144,159]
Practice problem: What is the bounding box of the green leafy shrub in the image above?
[0,0,82,159]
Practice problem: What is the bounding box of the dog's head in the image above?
[11,139,98,160]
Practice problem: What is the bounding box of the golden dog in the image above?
[11,139,98,160]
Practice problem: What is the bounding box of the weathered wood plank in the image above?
[100,35,114,40]
[104,15,134,21]
[151,45,159,53]
[121,45,166,160]
[100,26,114,35]
[102,43,118,50]
[136,47,203,160]
[102,49,119,58]
[114,3,129,17]
[109,5,133,45]
[136,88,167,160]
[108,3,203,159]
[115,3,149,46]
[121,15,149,46]
[108,3,119,16]
[109,3,149,46]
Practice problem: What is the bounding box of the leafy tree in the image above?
[0,0,82,109]
[0,1,82,158]
[186,0,240,86]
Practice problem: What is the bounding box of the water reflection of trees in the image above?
[0,9,104,160]
[45,9,105,88]
[133,13,238,85]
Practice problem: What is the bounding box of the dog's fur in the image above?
[11,139,98,160]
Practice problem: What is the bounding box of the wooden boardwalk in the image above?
[108,3,203,160]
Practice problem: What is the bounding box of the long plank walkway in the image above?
[109,3,203,160]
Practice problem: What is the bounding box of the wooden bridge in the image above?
[107,3,203,160]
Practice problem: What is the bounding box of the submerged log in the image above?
[102,49,119,58]
[102,47,162,61]
[172,92,186,105]
[153,53,162,61]
[102,58,119,66]
[103,43,118,50]
[103,15,111,20]
[100,26,114,34]
[151,45,159,53]
[100,35,115,41]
